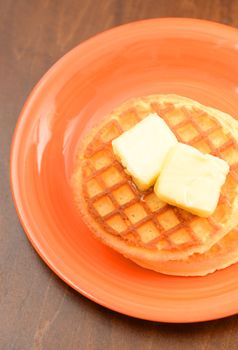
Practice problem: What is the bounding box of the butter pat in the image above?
[112,114,177,191]
[154,143,229,217]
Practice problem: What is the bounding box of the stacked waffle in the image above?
[72,95,238,276]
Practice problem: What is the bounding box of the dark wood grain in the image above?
[2,0,238,349]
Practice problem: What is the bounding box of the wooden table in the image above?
[2,0,238,349]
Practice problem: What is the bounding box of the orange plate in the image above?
[10,19,238,323]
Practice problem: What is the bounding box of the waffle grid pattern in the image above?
[81,101,238,251]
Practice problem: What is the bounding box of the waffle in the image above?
[133,228,238,276]
[72,95,238,265]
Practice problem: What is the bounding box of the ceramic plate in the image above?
[11,18,238,322]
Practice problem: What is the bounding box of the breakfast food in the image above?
[155,143,229,217]
[72,94,238,275]
[133,228,238,276]
[112,114,177,191]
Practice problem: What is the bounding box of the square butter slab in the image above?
[112,114,177,191]
[154,143,229,217]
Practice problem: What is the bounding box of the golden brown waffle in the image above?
[72,95,238,263]
[133,228,238,276]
